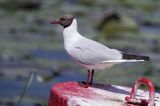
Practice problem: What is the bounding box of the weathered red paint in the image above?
[125,77,155,106]
[48,88,68,106]
[48,82,95,106]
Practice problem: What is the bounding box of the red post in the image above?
[48,81,160,106]
[48,82,94,106]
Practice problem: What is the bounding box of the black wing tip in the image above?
[122,53,150,61]
[143,56,150,61]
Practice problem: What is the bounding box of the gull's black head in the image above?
[51,14,75,28]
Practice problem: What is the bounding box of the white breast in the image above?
[63,19,82,53]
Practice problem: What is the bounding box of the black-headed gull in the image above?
[51,14,149,87]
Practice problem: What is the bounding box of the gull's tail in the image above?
[102,52,150,63]
[121,52,150,61]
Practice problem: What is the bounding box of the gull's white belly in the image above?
[75,60,116,70]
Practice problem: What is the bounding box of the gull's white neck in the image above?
[63,19,81,46]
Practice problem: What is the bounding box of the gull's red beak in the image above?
[50,20,60,24]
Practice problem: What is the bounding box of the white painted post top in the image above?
[48,81,160,106]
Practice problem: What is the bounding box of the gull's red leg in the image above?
[80,69,90,88]
[85,69,90,88]
[90,69,94,85]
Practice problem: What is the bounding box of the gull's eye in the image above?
[60,18,66,21]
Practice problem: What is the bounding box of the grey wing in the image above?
[67,38,122,65]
